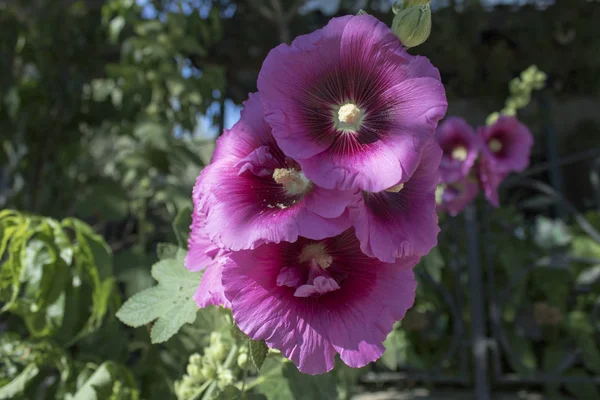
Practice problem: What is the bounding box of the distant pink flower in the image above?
[478,157,506,207]
[349,140,441,262]
[257,14,447,193]
[479,116,533,174]
[186,208,230,308]
[437,177,479,217]
[193,93,354,251]
[222,229,418,375]
[436,117,479,183]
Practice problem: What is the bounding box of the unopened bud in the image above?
[392,3,432,48]
[237,352,249,369]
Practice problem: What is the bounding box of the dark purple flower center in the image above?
[297,60,397,153]
[236,147,312,210]
[275,241,348,298]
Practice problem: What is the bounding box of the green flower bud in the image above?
[216,366,234,389]
[189,353,202,366]
[187,364,201,378]
[237,352,249,369]
[393,0,430,13]
[435,184,446,205]
[391,3,432,48]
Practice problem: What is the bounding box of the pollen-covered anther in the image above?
[451,146,468,161]
[385,183,405,193]
[337,103,362,125]
[299,243,333,270]
[489,139,503,153]
[272,168,311,195]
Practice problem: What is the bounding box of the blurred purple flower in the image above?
[437,177,479,217]
[479,116,533,174]
[436,117,480,183]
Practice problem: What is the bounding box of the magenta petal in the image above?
[223,231,420,374]
[276,267,304,288]
[193,260,231,309]
[211,92,276,162]
[350,141,442,262]
[299,140,404,192]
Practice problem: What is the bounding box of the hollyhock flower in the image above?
[478,157,507,207]
[479,116,533,173]
[194,93,354,251]
[436,177,479,217]
[222,229,419,375]
[349,140,441,262]
[257,14,447,193]
[436,117,479,183]
[186,209,230,308]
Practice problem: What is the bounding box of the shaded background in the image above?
[2,0,600,399]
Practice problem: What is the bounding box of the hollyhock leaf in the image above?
[157,242,178,260]
[249,339,269,372]
[116,248,201,343]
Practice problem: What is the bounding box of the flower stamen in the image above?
[451,146,468,161]
[273,168,311,195]
[489,139,503,153]
[299,243,333,270]
[335,103,364,132]
[385,183,405,193]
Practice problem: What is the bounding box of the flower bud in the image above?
[237,352,249,369]
[216,366,234,389]
[392,3,432,48]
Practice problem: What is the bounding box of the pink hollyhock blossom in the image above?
[257,14,447,193]
[186,208,231,308]
[436,117,479,183]
[478,157,506,207]
[479,116,533,174]
[349,140,442,262]
[222,229,419,375]
[194,93,354,251]
[437,177,479,217]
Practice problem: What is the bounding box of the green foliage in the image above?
[249,340,269,372]
[116,247,200,343]
[0,210,115,344]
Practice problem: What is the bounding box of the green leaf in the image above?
[116,248,201,343]
[172,206,192,248]
[576,265,600,289]
[380,327,407,370]
[213,386,267,400]
[249,339,268,372]
[282,361,338,400]
[421,246,444,282]
[157,242,179,260]
[0,364,39,399]
[505,331,536,373]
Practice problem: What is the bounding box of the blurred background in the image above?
[1,0,600,399]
